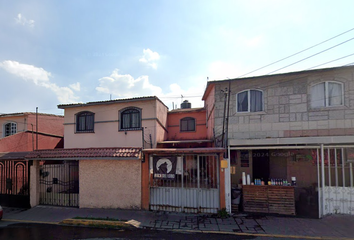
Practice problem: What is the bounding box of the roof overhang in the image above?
[0,152,31,160]
[143,147,225,154]
[229,136,354,148]
[158,139,213,144]
[25,147,142,160]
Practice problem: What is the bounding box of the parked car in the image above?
[0,205,3,220]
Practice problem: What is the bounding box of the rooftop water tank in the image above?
[181,100,191,109]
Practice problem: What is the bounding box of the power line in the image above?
[307,53,354,70]
[238,27,354,78]
[267,36,354,75]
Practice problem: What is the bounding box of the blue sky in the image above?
[1,0,354,115]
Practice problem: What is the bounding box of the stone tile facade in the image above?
[208,66,354,140]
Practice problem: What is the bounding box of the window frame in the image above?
[311,81,344,108]
[75,111,95,133]
[3,121,17,137]
[119,107,142,131]
[236,89,264,113]
[180,117,196,132]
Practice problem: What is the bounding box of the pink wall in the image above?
[26,114,64,136]
[61,98,168,149]
[166,108,207,140]
[0,113,64,152]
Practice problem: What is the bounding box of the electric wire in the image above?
[266,36,354,75]
[238,27,354,78]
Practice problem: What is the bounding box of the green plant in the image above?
[217,208,229,218]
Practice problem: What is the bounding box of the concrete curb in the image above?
[170,229,354,240]
[3,218,354,240]
[60,218,136,229]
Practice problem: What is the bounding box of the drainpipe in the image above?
[321,144,325,217]
[31,124,34,151]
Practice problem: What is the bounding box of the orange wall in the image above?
[167,109,207,140]
[0,132,62,152]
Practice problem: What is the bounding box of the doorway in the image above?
[252,150,270,182]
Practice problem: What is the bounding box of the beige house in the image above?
[28,96,168,209]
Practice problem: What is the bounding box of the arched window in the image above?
[237,89,263,112]
[3,122,17,137]
[311,81,343,108]
[120,108,141,130]
[76,111,94,132]
[180,117,195,132]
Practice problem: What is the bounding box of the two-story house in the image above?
[141,100,226,213]
[0,112,64,207]
[203,65,354,218]
[0,112,64,152]
[26,96,168,209]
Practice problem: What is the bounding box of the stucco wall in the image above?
[212,66,354,140]
[79,159,141,209]
[63,99,166,148]
[167,109,207,140]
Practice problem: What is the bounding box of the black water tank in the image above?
[181,100,191,109]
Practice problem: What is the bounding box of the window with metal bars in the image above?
[76,111,94,133]
[180,117,195,132]
[4,122,17,137]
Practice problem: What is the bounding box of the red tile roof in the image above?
[26,147,141,160]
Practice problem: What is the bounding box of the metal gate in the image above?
[39,160,79,207]
[0,160,30,208]
[150,155,220,213]
[317,146,354,217]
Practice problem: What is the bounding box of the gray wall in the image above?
[212,66,354,140]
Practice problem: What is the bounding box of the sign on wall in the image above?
[153,156,177,179]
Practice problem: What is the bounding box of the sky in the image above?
[1,0,354,115]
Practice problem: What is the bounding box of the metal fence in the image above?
[150,154,220,213]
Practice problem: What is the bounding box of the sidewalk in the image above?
[2,206,354,239]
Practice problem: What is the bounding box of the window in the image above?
[120,108,141,130]
[76,111,94,132]
[4,122,17,137]
[311,81,343,108]
[237,89,263,112]
[180,117,195,132]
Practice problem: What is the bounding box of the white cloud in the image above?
[96,69,206,110]
[96,69,162,98]
[69,82,81,91]
[139,48,160,69]
[15,13,34,28]
[0,60,50,84]
[208,61,241,80]
[0,60,78,103]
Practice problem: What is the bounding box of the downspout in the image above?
[317,148,321,218]
[321,144,325,217]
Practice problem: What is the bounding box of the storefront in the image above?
[228,139,354,218]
